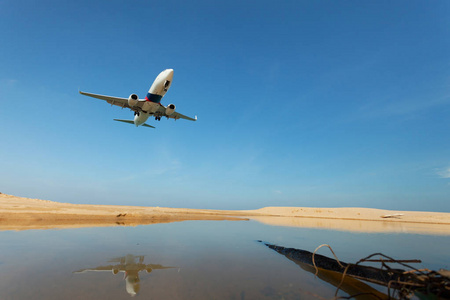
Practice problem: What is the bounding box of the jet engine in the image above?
[128,94,139,107]
[165,104,176,116]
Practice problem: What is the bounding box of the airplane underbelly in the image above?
[142,101,159,113]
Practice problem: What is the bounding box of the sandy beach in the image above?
[1,193,449,234]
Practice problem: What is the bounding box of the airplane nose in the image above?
[166,69,174,78]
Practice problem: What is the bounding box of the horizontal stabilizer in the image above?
[113,119,134,125]
[113,119,155,128]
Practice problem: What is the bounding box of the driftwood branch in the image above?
[260,241,450,299]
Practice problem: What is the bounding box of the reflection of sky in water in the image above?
[0,221,449,299]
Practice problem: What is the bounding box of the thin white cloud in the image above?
[0,79,18,89]
[358,95,450,119]
[437,167,450,179]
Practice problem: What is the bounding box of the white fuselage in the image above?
[134,112,150,126]
[134,69,174,126]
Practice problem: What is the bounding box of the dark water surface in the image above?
[1,220,449,299]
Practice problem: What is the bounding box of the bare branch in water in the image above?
[260,241,450,299]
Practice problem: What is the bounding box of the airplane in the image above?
[74,254,174,297]
[79,69,197,128]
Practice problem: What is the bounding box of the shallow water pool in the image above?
[1,219,449,299]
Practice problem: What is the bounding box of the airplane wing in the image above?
[79,91,132,109]
[170,112,197,121]
[73,265,120,273]
[145,264,176,270]
[80,90,197,122]
[153,105,197,121]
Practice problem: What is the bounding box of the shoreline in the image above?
[1,193,449,234]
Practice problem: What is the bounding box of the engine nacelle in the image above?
[165,104,176,116]
[128,94,139,107]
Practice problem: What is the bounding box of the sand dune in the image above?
[1,193,449,234]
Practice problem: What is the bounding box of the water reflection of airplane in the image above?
[74,254,174,297]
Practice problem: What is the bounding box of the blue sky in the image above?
[1,0,449,211]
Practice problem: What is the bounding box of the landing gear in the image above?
[134,111,140,116]
[155,116,161,121]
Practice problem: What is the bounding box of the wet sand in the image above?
[1,193,449,234]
